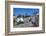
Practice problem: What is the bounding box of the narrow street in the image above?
[14,21,34,27]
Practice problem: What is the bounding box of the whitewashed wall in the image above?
[0,0,46,36]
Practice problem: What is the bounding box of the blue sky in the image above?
[13,8,39,16]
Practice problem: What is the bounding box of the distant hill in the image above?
[17,15,31,18]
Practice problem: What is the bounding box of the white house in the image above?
[16,17,24,23]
